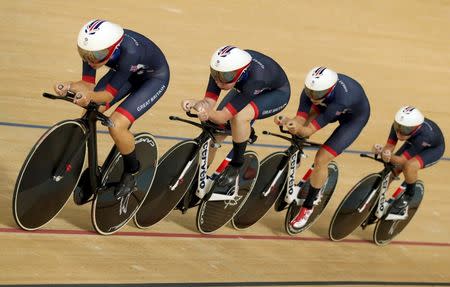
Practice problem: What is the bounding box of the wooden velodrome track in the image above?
[0,1,449,286]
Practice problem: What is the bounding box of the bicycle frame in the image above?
[197,138,213,198]
[357,154,397,219]
[261,127,320,205]
[43,92,114,197]
[169,113,261,203]
[168,114,237,201]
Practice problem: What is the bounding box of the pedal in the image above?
[385,208,408,221]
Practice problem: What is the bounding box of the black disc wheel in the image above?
[285,161,339,235]
[232,152,288,230]
[373,181,424,246]
[134,140,199,228]
[328,173,381,241]
[13,120,86,230]
[92,133,158,235]
[196,151,260,234]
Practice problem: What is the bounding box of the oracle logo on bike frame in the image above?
[377,174,390,215]
[199,141,209,189]
[287,153,298,195]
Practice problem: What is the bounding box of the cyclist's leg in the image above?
[94,71,133,113]
[387,142,412,182]
[213,90,245,185]
[292,113,369,228]
[389,153,422,215]
[110,71,169,198]
[402,145,444,199]
[207,134,228,166]
[211,90,244,165]
[216,85,290,186]
[312,113,369,199]
[232,84,290,166]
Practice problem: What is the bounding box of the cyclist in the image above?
[54,19,170,200]
[182,45,290,191]
[373,106,445,219]
[275,66,370,229]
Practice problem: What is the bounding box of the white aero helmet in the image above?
[304,66,338,100]
[210,46,252,83]
[393,106,425,136]
[77,19,124,64]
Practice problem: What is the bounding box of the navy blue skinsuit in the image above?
[388,118,445,168]
[205,50,290,119]
[82,29,169,123]
[297,74,370,156]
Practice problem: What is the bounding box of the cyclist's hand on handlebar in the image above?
[381,149,391,163]
[54,82,71,97]
[372,143,384,155]
[286,119,299,135]
[193,99,211,112]
[274,115,289,126]
[197,106,209,122]
[73,91,91,107]
[181,99,196,112]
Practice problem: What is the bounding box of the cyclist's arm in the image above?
[67,61,96,92]
[390,154,408,166]
[69,80,95,93]
[200,95,218,110]
[86,90,115,104]
[294,121,318,137]
[198,77,221,112]
[305,108,319,126]
[383,124,397,155]
[207,108,233,124]
[295,103,344,137]
[384,124,412,166]
[296,91,320,130]
[296,90,312,125]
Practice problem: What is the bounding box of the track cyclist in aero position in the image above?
[373,106,445,219]
[182,45,290,191]
[53,19,170,200]
[275,66,371,230]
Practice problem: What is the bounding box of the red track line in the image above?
[0,227,449,247]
